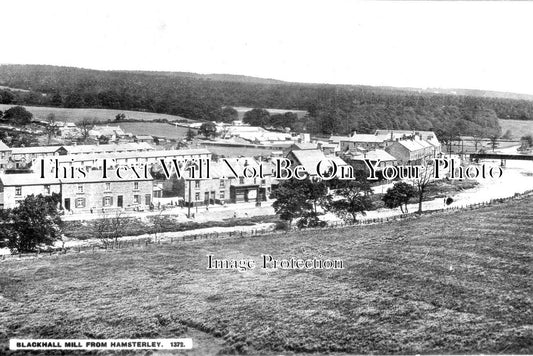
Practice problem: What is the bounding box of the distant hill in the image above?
[126,70,286,85]
[1,64,533,139]
[413,87,533,102]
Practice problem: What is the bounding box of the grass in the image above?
[1,196,532,355]
[63,215,280,240]
[499,119,533,139]
[0,104,193,124]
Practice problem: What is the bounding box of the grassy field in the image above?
[499,119,533,139]
[118,122,191,139]
[1,197,532,355]
[0,104,193,124]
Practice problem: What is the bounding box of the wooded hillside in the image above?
[1,64,532,138]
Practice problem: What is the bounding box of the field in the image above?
[118,122,191,139]
[0,197,532,355]
[0,104,193,124]
[499,119,533,139]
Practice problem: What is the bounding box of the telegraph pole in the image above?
[187,179,192,218]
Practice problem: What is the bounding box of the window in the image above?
[103,196,113,207]
[15,186,22,196]
[219,180,225,188]
[44,185,51,194]
[77,185,84,193]
[261,179,266,185]
[105,183,111,191]
[194,180,200,189]
[239,177,244,184]
[134,195,140,204]
[220,191,225,199]
[195,193,200,201]
[75,198,86,208]
[133,182,139,190]
[145,194,151,205]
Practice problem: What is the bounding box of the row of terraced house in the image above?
[0,141,281,213]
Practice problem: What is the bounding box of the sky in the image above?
[2,0,533,94]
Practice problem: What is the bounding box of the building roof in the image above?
[0,173,60,186]
[341,134,388,143]
[135,135,154,140]
[394,140,427,152]
[11,146,65,155]
[291,142,318,150]
[63,142,154,155]
[289,149,348,176]
[0,168,153,186]
[329,135,350,144]
[345,149,397,162]
[60,168,153,183]
[375,129,438,139]
[51,148,212,164]
[0,140,10,151]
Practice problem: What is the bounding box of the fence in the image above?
[2,189,533,262]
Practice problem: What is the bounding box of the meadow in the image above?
[0,196,531,355]
[499,119,533,139]
[0,104,193,124]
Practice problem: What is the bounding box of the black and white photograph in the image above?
[0,0,532,355]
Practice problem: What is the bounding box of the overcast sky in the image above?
[2,0,532,94]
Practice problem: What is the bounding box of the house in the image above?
[339,134,388,152]
[0,140,12,170]
[10,146,68,168]
[375,130,441,154]
[385,140,434,165]
[180,157,275,206]
[0,173,61,209]
[52,122,80,138]
[134,135,155,144]
[222,125,292,143]
[283,142,318,155]
[60,170,153,214]
[317,142,338,156]
[0,169,153,214]
[286,149,349,177]
[88,125,126,140]
[341,149,397,177]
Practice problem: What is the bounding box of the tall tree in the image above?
[186,128,196,141]
[243,108,270,127]
[220,106,238,123]
[198,122,217,138]
[0,194,63,253]
[3,106,33,125]
[489,135,499,152]
[382,181,416,213]
[272,178,309,227]
[412,160,434,214]
[78,118,94,142]
[44,113,59,144]
[327,179,373,224]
